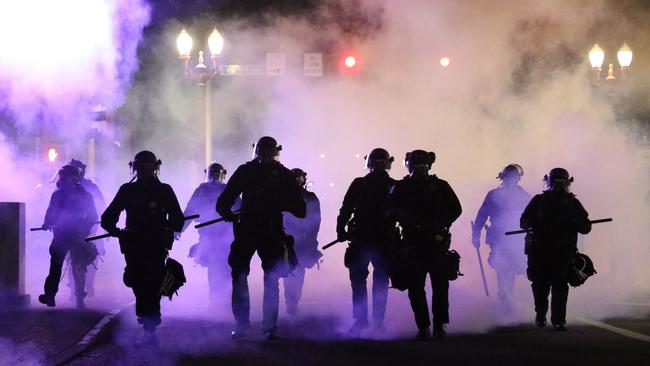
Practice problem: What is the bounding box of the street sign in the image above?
[266,53,286,76]
[304,53,323,77]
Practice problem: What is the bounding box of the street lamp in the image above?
[176,27,224,168]
[617,42,633,80]
[588,44,604,81]
[588,42,633,83]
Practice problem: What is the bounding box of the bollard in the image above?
[0,202,30,309]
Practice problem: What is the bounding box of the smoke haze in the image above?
[0,0,649,341]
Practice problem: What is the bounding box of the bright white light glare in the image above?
[617,43,633,68]
[588,44,605,69]
[440,57,450,67]
[320,153,325,159]
[47,148,58,163]
[208,27,224,56]
[329,182,335,187]
[177,28,193,57]
[344,56,356,68]
[0,1,114,78]
[355,153,360,158]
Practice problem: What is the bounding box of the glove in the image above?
[222,211,238,222]
[337,229,349,242]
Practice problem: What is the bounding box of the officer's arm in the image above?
[101,186,126,235]
[43,191,59,228]
[310,194,322,243]
[89,183,107,214]
[520,195,539,230]
[216,167,244,218]
[284,174,306,218]
[336,178,362,235]
[441,181,462,228]
[571,198,592,234]
[166,185,185,232]
[86,194,99,226]
[473,192,492,236]
[182,186,202,232]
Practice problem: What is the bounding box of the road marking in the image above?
[77,308,121,346]
[602,302,650,307]
[576,317,650,343]
[78,304,132,346]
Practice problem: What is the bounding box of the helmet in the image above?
[56,164,81,187]
[68,159,87,178]
[253,136,282,162]
[544,167,573,190]
[292,168,307,188]
[58,164,81,180]
[497,164,523,180]
[365,148,394,171]
[205,163,226,182]
[567,253,596,287]
[404,149,436,174]
[129,150,161,175]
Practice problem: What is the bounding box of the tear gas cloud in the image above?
[0,0,649,340]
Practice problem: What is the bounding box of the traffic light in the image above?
[339,51,361,74]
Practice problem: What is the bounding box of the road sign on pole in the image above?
[266,53,286,76]
[304,53,323,77]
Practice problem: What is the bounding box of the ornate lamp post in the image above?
[588,42,633,84]
[176,27,224,168]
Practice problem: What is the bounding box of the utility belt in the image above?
[118,228,174,253]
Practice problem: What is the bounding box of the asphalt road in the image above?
[65,310,650,366]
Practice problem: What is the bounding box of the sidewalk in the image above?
[0,306,106,365]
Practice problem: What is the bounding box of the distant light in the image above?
[177,28,193,57]
[588,44,604,69]
[440,57,450,67]
[344,56,356,68]
[355,153,360,158]
[47,148,58,163]
[320,153,325,159]
[329,182,335,187]
[617,42,633,68]
[208,27,224,57]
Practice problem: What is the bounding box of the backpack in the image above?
[160,257,186,300]
[567,252,596,287]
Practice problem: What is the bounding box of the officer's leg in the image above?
[69,244,88,304]
[125,248,166,330]
[431,272,450,328]
[531,281,551,322]
[407,268,430,331]
[370,248,389,327]
[258,237,286,334]
[228,240,256,330]
[347,245,371,326]
[284,265,305,315]
[86,262,97,297]
[43,243,68,299]
[550,280,569,326]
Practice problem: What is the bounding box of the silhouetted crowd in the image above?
[36,136,597,346]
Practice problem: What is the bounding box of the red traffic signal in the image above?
[339,51,361,74]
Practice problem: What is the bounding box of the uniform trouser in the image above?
[123,247,167,330]
[229,236,285,332]
[531,280,569,325]
[283,265,306,313]
[346,244,389,325]
[488,242,526,304]
[44,241,87,300]
[407,256,449,330]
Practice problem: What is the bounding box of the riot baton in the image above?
[504,217,613,236]
[85,214,200,242]
[30,227,52,231]
[471,221,490,297]
[31,221,101,231]
[322,238,344,250]
[194,211,240,229]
